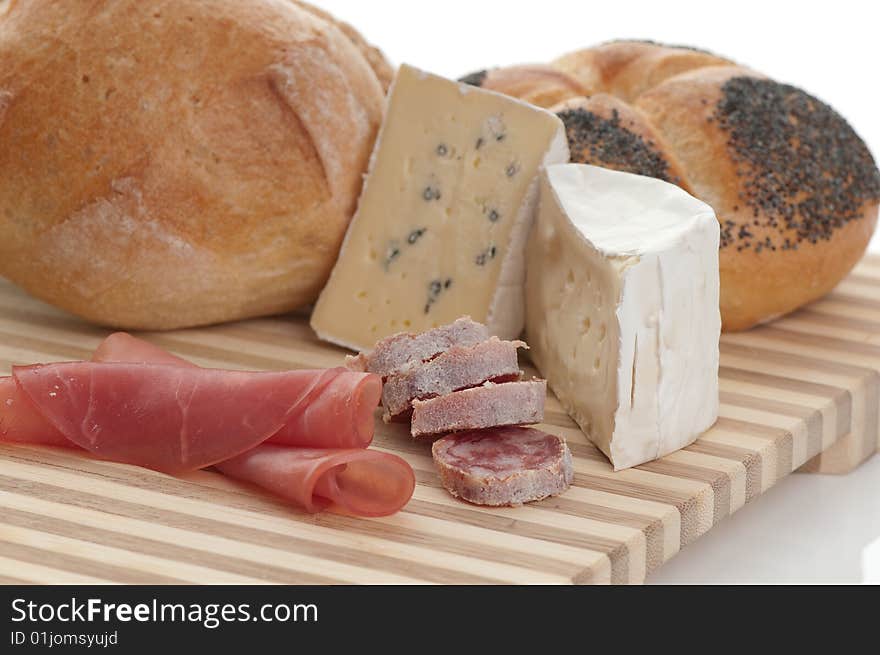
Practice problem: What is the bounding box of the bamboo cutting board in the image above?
[0,257,878,585]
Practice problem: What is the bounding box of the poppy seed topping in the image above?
[713,77,880,251]
[557,106,681,185]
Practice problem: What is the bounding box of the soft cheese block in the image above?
[311,64,569,350]
[525,164,720,470]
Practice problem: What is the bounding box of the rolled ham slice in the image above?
[91,333,378,450]
[216,445,415,517]
[12,362,367,474]
[2,333,414,517]
[92,335,413,516]
[0,376,70,447]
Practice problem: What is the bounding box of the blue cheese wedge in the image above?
[526,164,721,470]
[311,64,569,350]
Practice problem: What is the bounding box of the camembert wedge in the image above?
[526,164,720,470]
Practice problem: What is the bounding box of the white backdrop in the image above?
[319,0,880,253]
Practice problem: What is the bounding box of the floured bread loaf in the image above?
[0,0,388,329]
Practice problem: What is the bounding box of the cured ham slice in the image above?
[216,445,415,517]
[0,333,194,448]
[91,332,193,367]
[92,333,378,450]
[13,362,362,474]
[90,335,412,515]
[1,333,414,517]
[0,376,70,447]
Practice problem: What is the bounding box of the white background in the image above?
[321,0,880,255]
[317,0,880,582]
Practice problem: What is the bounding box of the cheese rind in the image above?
[525,164,720,470]
[311,64,568,350]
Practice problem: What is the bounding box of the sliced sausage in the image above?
[432,426,573,506]
[410,379,546,438]
[381,337,524,421]
[345,316,489,378]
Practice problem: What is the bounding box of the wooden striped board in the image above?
[0,256,878,584]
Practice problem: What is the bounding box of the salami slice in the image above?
[432,427,573,506]
[346,316,489,378]
[381,337,524,422]
[410,379,546,437]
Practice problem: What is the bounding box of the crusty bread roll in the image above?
[0,0,388,330]
[462,40,880,330]
[458,65,587,109]
[554,40,733,102]
[291,0,394,91]
[634,65,879,330]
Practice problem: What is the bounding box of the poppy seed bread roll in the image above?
[458,65,587,109]
[461,40,880,330]
[0,0,388,329]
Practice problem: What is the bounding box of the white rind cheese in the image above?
[311,64,569,350]
[526,164,720,470]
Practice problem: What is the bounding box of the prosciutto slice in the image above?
[92,332,193,367]
[0,376,69,447]
[92,333,377,450]
[216,445,414,517]
[1,334,415,517]
[12,362,357,473]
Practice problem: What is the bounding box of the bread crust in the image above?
[291,0,393,91]
[0,0,385,329]
[554,40,732,103]
[462,65,587,109]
